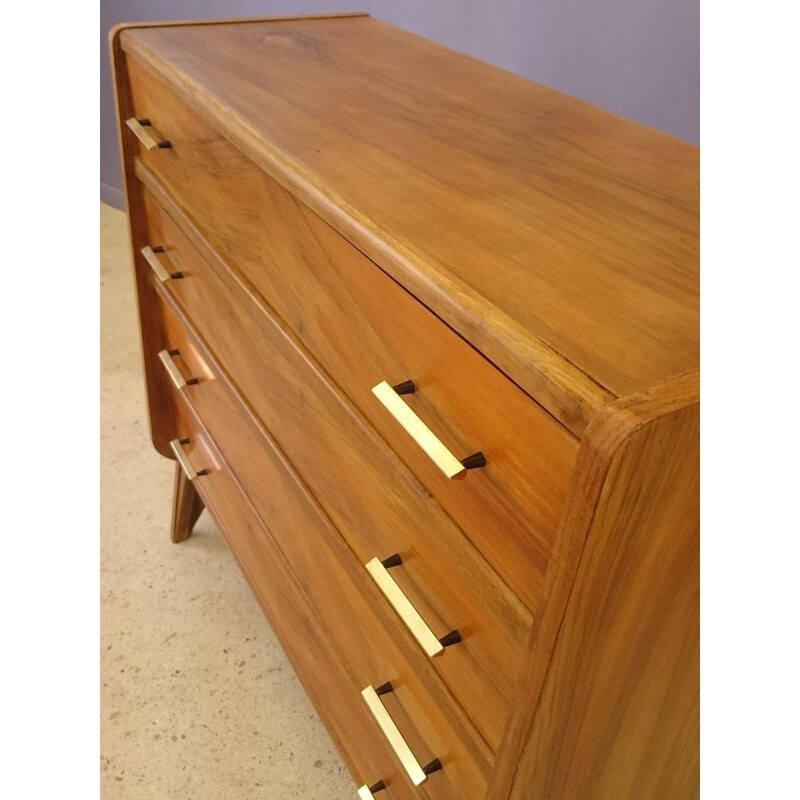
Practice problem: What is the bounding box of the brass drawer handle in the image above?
[125,117,172,150]
[357,780,386,799]
[366,555,461,659]
[371,380,485,480]
[158,349,198,390]
[361,683,442,786]
[169,438,207,482]
[141,245,183,282]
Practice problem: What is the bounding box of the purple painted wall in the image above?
[101,0,699,209]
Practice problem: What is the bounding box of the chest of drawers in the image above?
[111,14,699,800]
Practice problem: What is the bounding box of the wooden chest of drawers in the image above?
[111,14,699,800]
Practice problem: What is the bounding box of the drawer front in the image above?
[123,53,579,612]
[161,312,491,800]
[165,395,421,800]
[140,185,529,754]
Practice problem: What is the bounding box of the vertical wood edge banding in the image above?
[109,24,177,460]
[511,386,699,798]
[488,370,699,799]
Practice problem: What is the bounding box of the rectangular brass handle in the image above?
[361,683,441,786]
[366,556,461,658]
[125,117,171,150]
[371,380,485,480]
[141,245,182,282]
[357,781,386,799]
[169,439,207,482]
[158,349,198,391]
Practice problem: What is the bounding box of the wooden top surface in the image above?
[120,15,699,432]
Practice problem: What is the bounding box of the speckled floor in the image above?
[100,202,354,799]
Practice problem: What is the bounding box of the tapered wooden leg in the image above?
[171,463,205,543]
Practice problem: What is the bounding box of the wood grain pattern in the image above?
[112,16,700,799]
[489,372,700,798]
[109,28,176,459]
[164,316,490,800]
[489,373,700,800]
[110,10,367,41]
[122,55,578,610]
[142,182,527,754]
[169,462,204,542]
[165,390,420,799]
[119,17,698,431]
[514,396,698,799]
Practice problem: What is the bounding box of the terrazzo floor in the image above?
[100,201,354,799]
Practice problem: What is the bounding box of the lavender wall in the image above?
[101,0,699,209]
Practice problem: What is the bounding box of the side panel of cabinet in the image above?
[110,38,176,457]
[508,381,699,800]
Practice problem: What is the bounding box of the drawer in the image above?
[161,314,491,800]
[140,187,530,754]
[123,52,580,612]
[164,395,420,800]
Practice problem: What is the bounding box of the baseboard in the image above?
[101,181,125,210]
